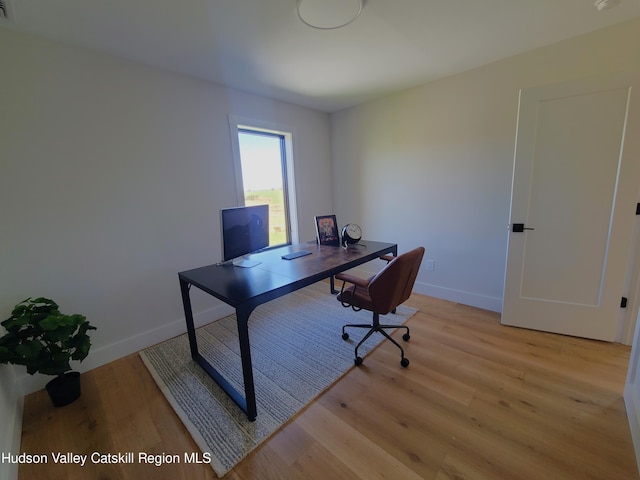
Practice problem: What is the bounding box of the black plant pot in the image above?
[45,371,81,407]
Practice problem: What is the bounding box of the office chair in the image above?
[336,247,425,367]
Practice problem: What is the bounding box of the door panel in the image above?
[502,74,640,341]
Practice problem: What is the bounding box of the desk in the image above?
[178,240,397,421]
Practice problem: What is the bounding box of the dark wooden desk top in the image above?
[179,240,397,308]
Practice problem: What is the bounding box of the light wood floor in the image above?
[20,293,639,480]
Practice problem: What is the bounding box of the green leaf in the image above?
[41,313,86,331]
[0,345,11,363]
[2,314,32,331]
[33,299,55,309]
[45,326,75,343]
[51,350,71,364]
[15,340,43,359]
[10,303,28,316]
[70,336,92,361]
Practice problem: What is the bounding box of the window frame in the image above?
[228,116,300,246]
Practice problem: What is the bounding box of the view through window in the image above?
[237,129,290,247]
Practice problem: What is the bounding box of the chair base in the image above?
[342,313,410,367]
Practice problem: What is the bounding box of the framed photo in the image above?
[315,215,339,246]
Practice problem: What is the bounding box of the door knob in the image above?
[512,223,535,232]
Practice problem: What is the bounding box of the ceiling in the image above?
[2,0,640,112]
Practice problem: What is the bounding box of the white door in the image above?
[502,73,640,341]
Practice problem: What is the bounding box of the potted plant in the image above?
[0,297,96,407]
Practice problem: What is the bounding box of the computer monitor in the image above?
[220,204,269,267]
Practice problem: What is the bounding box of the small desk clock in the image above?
[341,223,362,247]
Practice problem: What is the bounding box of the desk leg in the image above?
[179,278,257,422]
[330,276,338,294]
[180,279,198,357]
[236,305,257,421]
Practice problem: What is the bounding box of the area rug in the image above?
[140,282,417,477]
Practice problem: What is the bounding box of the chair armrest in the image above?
[380,254,395,263]
[335,272,369,288]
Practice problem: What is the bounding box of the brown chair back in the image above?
[368,247,425,314]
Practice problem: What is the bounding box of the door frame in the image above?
[622,217,640,345]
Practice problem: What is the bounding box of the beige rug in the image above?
[140,282,417,477]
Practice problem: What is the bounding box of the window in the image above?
[229,119,299,247]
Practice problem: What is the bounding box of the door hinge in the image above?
[621,297,628,308]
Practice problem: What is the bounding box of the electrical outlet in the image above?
[425,259,435,271]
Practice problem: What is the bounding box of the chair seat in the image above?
[337,283,377,312]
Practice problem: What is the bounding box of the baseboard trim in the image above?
[412,281,503,313]
[347,266,503,313]
[18,303,234,395]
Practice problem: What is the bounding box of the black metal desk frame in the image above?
[178,240,397,421]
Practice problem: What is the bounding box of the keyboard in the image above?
[282,250,312,260]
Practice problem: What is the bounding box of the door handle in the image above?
[512,223,535,232]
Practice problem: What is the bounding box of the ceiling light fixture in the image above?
[593,0,622,11]
[296,0,363,30]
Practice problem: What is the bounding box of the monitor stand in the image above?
[232,257,261,268]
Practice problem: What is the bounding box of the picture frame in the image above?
[315,215,340,246]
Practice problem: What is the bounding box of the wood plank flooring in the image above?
[19,293,638,479]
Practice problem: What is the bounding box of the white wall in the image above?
[330,17,640,313]
[0,28,332,396]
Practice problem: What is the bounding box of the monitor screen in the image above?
[220,204,269,262]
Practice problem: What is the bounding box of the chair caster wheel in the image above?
[401,358,410,368]
[342,333,349,341]
[402,333,410,341]
[354,357,363,366]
